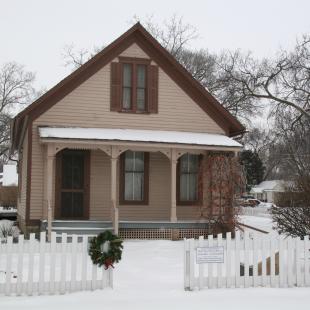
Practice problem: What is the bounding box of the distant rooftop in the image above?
[250,180,292,193]
[1,164,18,186]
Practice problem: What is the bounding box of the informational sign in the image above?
[196,246,224,264]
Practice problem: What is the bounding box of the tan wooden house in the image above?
[11,23,245,239]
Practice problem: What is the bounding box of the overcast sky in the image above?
[1,0,309,91]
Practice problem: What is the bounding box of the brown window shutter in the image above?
[147,65,159,113]
[110,62,122,111]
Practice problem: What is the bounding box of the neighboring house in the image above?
[11,23,245,238]
[0,164,18,187]
[250,180,290,203]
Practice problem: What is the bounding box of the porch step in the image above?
[45,220,113,235]
[51,226,113,236]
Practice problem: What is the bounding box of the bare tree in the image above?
[270,113,310,237]
[134,15,259,121]
[0,62,35,162]
[62,15,262,122]
[218,35,310,122]
[62,44,104,71]
[132,14,199,59]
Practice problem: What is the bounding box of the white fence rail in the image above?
[238,206,271,217]
[184,232,310,290]
[0,232,113,296]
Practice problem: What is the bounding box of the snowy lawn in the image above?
[239,215,274,233]
[1,240,310,310]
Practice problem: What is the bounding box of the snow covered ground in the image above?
[1,239,310,310]
[0,207,17,213]
[238,215,274,233]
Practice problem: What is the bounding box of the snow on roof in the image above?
[251,187,263,193]
[39,127,242,148]
[2,165,18,186]
[250,180,290,193]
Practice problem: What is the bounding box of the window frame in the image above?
[119,57,151,113]
[119,151,149,205]
[177,154,202,206]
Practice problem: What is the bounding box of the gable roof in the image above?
[11,23,245,151]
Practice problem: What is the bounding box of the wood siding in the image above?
[89,150,111,220]
[29,43,225,220]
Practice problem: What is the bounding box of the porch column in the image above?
[170,150,178,222]
[110,148,119,234]
[46,144,55,241]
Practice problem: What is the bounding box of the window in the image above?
[178,154,201,204]
[122,64,132,110]
[121,62,147,111]
[110,58,158,113]
[120,151,149,204]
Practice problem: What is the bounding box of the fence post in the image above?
[279,235,285,288]
[270,234,276,287]
[226,232,231,288]
[261,235,267,287]
[296,237,302,286]
[235,231,240,288]
[189,238,195,290]
[49,232,56,294]
[287,237,293,287]
[208,234,214,289]
[253,233,258,287]
[244,231,250,288]
[60,233,67,294]
[108,267,113,288]
[81,235,88,290]
[70,234,78,292]
[198,236,204,290]
[304,236,310,286]
[217,233,223,289]
[16,234,24,296]
[91,261,98,290]
[39,231,46,295]
[5,236,13,296]
[184,239,190,290]
[27,233,35,296]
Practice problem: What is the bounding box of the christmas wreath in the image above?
[88,231,123,269]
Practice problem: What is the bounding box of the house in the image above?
[10,23,245,239]
[250,180,291,203]
[0,164,18,187]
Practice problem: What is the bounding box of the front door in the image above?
[55,149,90,219]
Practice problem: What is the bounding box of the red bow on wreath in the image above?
[104,258,115,270]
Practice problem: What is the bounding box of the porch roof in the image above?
[38,127,242,148]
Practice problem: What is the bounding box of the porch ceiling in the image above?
[38,127,242,149]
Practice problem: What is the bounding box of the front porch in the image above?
[39,127,242,239]
[41,219,215,239]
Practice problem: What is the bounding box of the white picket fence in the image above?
[0,232,113,296]
[239,206,271,217]
[184,231,310,290]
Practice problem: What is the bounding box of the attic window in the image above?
[121,62,147,111]
[110,57,158,114]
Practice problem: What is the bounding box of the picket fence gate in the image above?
[184,231,310,290]
[0,232,113,296]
